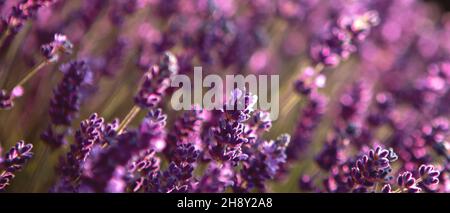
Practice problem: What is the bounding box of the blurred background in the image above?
[1,0,450,192]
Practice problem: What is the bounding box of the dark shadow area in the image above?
[427,0,450,11]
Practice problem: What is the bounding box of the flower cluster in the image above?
[1,0,450,194]
[134,52,179,109]
[41,60,93,148]
[239,134,291,191]
[1,0,55,34]
[207,89,258,164]
[310,11,379,67]
[0,141,33,190]
[52,113,117,192]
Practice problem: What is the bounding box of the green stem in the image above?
[12,60,48,90]
[117,105,141,134]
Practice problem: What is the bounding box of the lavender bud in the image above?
[40,34,73,62]
[0,140,33,190]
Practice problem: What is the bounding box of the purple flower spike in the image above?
[240,134,291,191]
[42,60,93,149]
[3,0,55,34]
[165,106,204,159]
[148,162,191,193]
[139,108,167,152]
[195,162,235,193]
[49,60,92,126]
[81,131,141,192]
[148,138,200,193]
[310,11,379,68]
[288,92,327,160]
[53,113,117,192]
[134,52,179,109]
[349,146,396,191]
[128,149,160,192]
[0,140,33,191]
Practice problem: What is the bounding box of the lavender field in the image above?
[0,0,449,193]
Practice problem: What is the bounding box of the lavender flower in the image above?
[288,92,327,160]
[127,149,160,192]
[2,0,55,34]
[195,162,235,193]
[350,146,397,190]
[208,89,257,164]
[49,60,92,126]
[40,33,73,62]
[0,141,33,190]
[165,106,204,159]
[310,11,379,67]
[139,108,167,151]
[134,52,179,109]
[240,134,291,191]
[41,60,92,148]
[146,142,199,193]
[52,113,118,192]
[82,109,166,192]
[81,131,140,192]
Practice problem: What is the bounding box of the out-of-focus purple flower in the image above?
[240,134,290,191]
[315,134,346,171]
[94,37,129,77]
[195,162,234,192]
[41,60,93,148]
[310,11,379,67]
[134,52,179,109]
[2,0,55,34]
[49,60,92,126]
[293,67,326,96]
[367,92,395,127]
[339,81,371,123]
[422,117,448,146]
[109,0,138,26]
[138,108,167,152]
[0,140,33,190]
[40,33,73,62]
[40,126,68,149]
[288,92,327,160]
[299,175,317,192]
